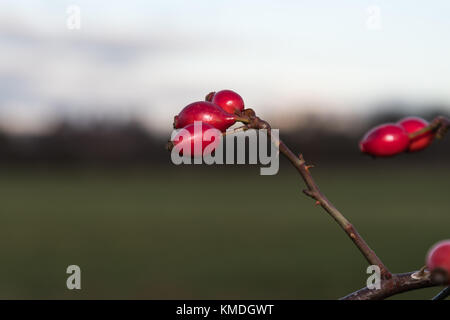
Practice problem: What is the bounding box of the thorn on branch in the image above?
[298,154,306,166]
[303,189,315,198]
[303,189,320,207]
[411,265,428,280]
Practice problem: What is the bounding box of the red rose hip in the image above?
[359,123,409,157]
[397,117,433,152]
[173,101,245,132]
[211,89,245,115]
[426,240,450,283]
[170,122,222,157]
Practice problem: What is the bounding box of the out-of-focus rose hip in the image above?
[426,240,450,284]
[397,117,434,152]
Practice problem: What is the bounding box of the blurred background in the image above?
[0,0,449,299]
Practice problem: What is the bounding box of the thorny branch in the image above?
[341,271,441,300]
[237,112,450,299]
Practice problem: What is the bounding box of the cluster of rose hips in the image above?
[169,92,450,287]
[170,90,248,157]
[359,117,434,157]
[426,240,450,284]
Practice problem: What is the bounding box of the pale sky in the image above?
[0,1,449,134]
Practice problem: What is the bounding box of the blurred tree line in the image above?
[0,108,448,167]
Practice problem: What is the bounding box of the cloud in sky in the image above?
[0,0,450,134]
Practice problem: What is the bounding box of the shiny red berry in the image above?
[174,101,244,132]
[359,123,409,157]
[171,122,221,157]
[397,117,433,152]
[211,89,245,115]
[426,240,450,283]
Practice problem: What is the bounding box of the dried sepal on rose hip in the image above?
[168,122,222,158]
[359,123,410,157]
[397,117,434,152]
[426,240,450,284]
[210,89,245,115]
[204,92,215,102]
[173,101,247,132]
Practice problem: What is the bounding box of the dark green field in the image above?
[0,164,449,299]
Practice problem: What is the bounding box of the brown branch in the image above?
[166,110,449,299]
[167,111,448,298]
[244,115,392,279]
[279,139,393,279]
[240,113,450,299]
[341,271,442,300]
[409,116,450,139]
[432,286,450,300]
